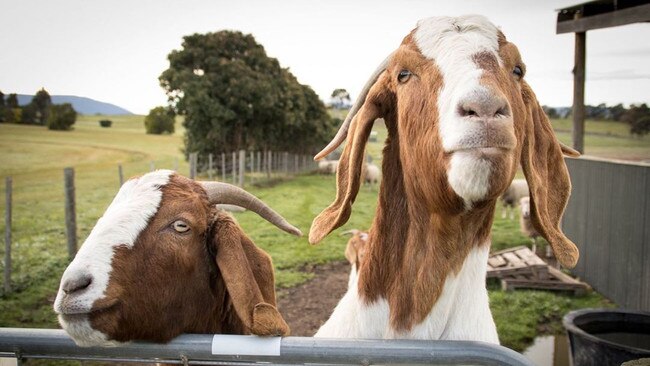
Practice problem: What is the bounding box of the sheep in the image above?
[318,160,339,174]
[364,163,380,186]
[53,170,301,347]
[309,15,580,343]
[500,178,529,219]
[341,229,369,288]
[519,196,552,258]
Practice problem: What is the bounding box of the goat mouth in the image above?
[58,298,119,318]
[450,146,511,155]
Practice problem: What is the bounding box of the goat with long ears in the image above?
[310,15,580,341]
[54,171,298,346]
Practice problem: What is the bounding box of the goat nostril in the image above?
[494,105,510,118]
[458,105,478,118]
[63,274,93,294]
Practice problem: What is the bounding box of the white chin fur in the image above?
[447,151,492,208]
[58,315,122,347]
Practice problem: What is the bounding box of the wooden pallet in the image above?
[487,246,589,295]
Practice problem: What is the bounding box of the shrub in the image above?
[47,103,77,130]
[99,119,112,128]
[630,116,650,137]
[144,106,175,134]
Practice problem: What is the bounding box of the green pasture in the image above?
[2,114,645,352]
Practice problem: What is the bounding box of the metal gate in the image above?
[0,328,533,365]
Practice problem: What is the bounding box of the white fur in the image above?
[316,245,498,343]
[414,16,503,205]
[447,151,492,208]
[53,170,173,346]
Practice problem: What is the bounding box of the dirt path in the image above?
[277,261,350,336]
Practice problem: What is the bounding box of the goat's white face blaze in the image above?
[414,15,516,207]
[53,170,173,346]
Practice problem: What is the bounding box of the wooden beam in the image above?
[557,3,650,33]
[572,27,587,154]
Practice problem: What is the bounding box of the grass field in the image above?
[2,114,644,352]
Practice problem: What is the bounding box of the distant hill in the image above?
[16,95,132,115]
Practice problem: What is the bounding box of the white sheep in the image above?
[519,196,552,258]
[309,15,580,343]
[500,178,529,219]
[318,160,339,174]
[364,163,380,186]
[53,170,300,346]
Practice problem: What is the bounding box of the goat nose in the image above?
[63,273,93,294]
[457,91,510,119]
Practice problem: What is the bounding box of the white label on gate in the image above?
[211,335,281,356]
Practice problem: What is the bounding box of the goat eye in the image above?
[397,70,412,83]
[172,220,190,233]
[513,66,523,78]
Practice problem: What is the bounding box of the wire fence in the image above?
[1,150,319,294]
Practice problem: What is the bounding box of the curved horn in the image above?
[200,181,302,236]
[340,229,360,236]
[314,52,395,161]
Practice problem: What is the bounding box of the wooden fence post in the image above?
[294,154,299,174]
[231,152,237,184]
[4,177,12,293]
[173,157,179,172]
[221,153,226,181]
[150,161,155,172]
[208,153,213,180]
[257,151,261,174]
[239,150,245,187]
[118,164,124,187]
[189,153,196,179]
[64,168,77,261]
[267,150,272,179]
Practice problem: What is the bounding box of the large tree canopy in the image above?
[159,30,336,157]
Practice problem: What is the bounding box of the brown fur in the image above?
[90,175,289,343]
[310,29,579,332]
[344,231,369,270]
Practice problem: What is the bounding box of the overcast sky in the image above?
[1,0,649,114]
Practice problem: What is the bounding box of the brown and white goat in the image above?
[309,15,580,342]
[342,229,369,288]
[54,170,300,346]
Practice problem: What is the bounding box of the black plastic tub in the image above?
[563,309,650,366]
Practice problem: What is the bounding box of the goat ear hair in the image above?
[520,82,579,269]
[309,74,389,245]
[213,218,290,336]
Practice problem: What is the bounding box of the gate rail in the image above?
[0,328,533,365]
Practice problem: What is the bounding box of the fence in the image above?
[186,150,317,187]
[562,156,650,311]
[0,328,533,366]
[2,151,319,294]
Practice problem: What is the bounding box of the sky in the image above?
[1,0,649,115]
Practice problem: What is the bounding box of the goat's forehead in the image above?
[413,15,500,63]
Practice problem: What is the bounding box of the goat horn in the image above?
[200,182,302,237]
[314,52,394,161]
[340,229,360,236]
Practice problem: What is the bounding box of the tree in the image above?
[144,106,175,134]
[330,88,351,109]
[6,94,18,109]
[32,88,52,125]
[47,103,76,130]
[0,90,5,123]
[159,30,335,159]
[622,104,650,136]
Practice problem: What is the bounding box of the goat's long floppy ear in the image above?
[309,73,391,244]
[212,214,290,336]
[520,83,580,268]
